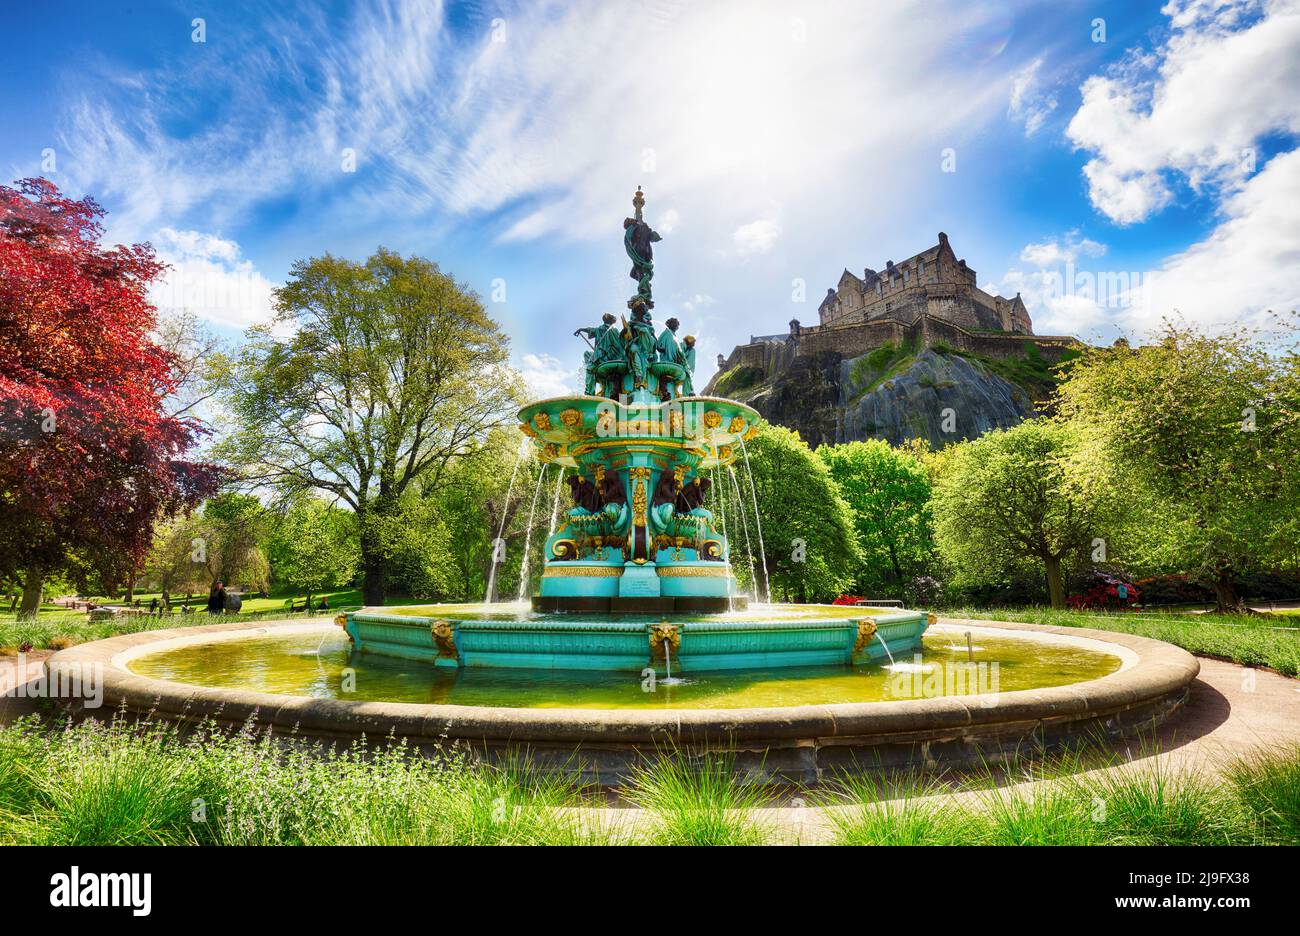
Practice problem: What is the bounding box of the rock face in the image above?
[839,348,1036,445]
[718,347,1040,448]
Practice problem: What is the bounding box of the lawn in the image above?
[0,586,391,653]
[946,606,1300,677]
[0,715,1295,845]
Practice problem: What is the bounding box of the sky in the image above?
[3,0,1299,396]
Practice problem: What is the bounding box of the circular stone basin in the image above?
[127,624,1123,709]
[47,614,1199,785]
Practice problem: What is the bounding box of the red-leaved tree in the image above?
[0,178,222,615]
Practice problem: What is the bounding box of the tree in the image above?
[216,249,521,605]
[0,179,220,616]
[266,498,358,605]
[1054,323,1300,611]
[731,423,859,602]
[932,419,1110,609]
[818,439,935,597]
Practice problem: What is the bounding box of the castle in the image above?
[816,231,1032,334]
[710,233,1075,384]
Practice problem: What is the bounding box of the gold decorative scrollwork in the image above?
[519,423,538,438]
[700,540,724,560]
[552,539,579,561]
[430,619,457,658]
[542,442,560,461]
[534,412,552,431]
[648,621,680,662]
[853,618,879,655]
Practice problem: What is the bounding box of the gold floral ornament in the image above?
[430,620,457,658]
[541,442,560,461]
[648,621,681,662]
[717,444,733,463]
[668,408,684,435]
[853,618,879,655]
[743,425,759,442]
[534,412,552,431]
[703,410,723,429]
[560,408,583,428]
[728,415,746,434]
[518,422,538,438]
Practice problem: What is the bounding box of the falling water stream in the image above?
[736,435,770,604]
[484,437,529,603]
[726,466,758,603]
[515,463,550,603]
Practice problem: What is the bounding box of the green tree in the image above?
[733,423,859,602]
[1054,324,1300,611]
[818,439,934,597]
[267,499,359,606]
[216,249,521,605]
[932,420,1110,609]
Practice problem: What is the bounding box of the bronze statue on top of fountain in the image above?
[624,186,660,310]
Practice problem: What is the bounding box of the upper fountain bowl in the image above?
[516,395,760,471]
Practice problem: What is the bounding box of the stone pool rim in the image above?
[47,615,1196,757]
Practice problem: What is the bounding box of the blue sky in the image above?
[4,0,1298,395]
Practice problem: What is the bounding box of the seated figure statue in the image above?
[576,313,623,396]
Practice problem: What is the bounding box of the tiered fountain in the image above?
[344,188,932,672]
[51,188,1199,782]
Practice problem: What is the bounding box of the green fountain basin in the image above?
[341,602,930,672]
[126,622,1123,709]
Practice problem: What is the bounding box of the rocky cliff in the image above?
[706,341,1063,447]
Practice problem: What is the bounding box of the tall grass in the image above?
[823,747,1297,846]
[1,715,1296,845]
[623,752,775,845]
[0,716,611,846]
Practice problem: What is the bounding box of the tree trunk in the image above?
[361,546,386,607]
[19,567,44,619]
[1044,555,1065,610]
[1211,568,1245,614]
[124,574,136,604]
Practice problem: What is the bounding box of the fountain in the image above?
[342,187,931,673]
[46,187,1200,784]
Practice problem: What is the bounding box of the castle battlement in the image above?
[814,232,1033,335]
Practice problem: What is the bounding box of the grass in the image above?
[1,715,1295,845]
[821,746,1297,846]
[624,753,775,845]
[944,606,1300,677]
[0,586,398,654]
[0,715,614,846]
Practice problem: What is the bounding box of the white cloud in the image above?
[1124,147,1300,333]
[1066,0,1300,225]
[149,228,278,331]
[518,352,579,399]
[731,217,782,256]
[1008,57,1058,136]
[1019,232,1107,267]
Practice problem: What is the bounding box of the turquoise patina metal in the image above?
[346,187,931,673]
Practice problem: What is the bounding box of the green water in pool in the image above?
[126,627,1123,709]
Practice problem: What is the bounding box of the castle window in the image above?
[918,259,925,277]
[903,269,910,284]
